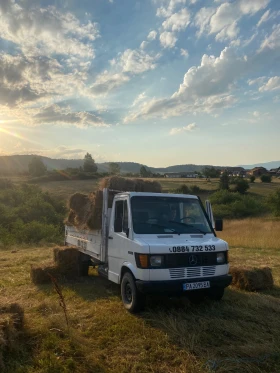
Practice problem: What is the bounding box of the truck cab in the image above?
[65,190,232,313]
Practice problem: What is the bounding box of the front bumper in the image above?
[136,274,232,294]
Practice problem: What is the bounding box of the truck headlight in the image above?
[150,255,164,267]
[217,252,225,264]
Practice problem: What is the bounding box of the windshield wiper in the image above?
[168,221,208,235]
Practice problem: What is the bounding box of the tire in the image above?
[187,290,205,304]
[121,272,146,313]
[78,258,89,276]
[207,287,224,301]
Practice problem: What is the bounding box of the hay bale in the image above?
[230,266,274,291]
[30,261,59,284]
[53,246,81,277]
[67,192,95,227]
[99,176,162,193]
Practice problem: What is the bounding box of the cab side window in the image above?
[114,200,129,233]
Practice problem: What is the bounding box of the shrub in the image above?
[260,174,272,183]
[189,185,201,194]
[172,185,190,194]
[210,190,263,219]
[233,178,250,194]
[250,175,255,183]
[0,182,65,246]
[267,188,280,217]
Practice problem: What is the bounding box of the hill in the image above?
[0,155,245,175]
[239,161,280,170]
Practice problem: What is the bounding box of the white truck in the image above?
[65,189,232,312]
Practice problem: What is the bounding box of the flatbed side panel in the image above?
[65,225,102,262]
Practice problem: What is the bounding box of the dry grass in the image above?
[0,237,280,373]
[218,218,280,250]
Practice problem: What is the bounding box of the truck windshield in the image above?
[131,196,213,235]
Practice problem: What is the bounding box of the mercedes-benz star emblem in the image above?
[189,255,197,266]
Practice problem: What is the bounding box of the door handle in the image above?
[108,236,113,239]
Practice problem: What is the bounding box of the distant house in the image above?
[269,167,280,176]
[249,167,268,177]
[164,172,198,178]
[220,167,246,177]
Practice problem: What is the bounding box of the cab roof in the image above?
[114,192,199,199]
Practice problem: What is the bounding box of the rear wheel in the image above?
[121,272,146,313]
[207,287,224,301]
[78,254,90,276]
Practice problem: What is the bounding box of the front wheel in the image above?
[207,287,224,301]
[121,272,146,313]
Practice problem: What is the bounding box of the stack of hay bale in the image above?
[230,266,274,291]
[65,176,162,231]
[0,303,24,370]
[30,246,82,285]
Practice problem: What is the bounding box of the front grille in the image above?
[202,266,216,276]
[165,252,218,268]
[169,266,216,279]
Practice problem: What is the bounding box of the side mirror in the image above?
[215,219,223,231]
[114,218,122,232]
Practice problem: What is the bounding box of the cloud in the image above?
[259,24,280,51]
[156,0,187,18]
[259,76,280,92]
[90,72,130,95]
[90,49,160,95]
[140,41,149,49]
[181,48,189,57]
[0,1,98,59]
[147,30,157,40]
[257,10,271,27]
[123,46,249,122]
[32,104,109,128]
[120,49,159,73]
[0,52,88,109]
[194,0,269,41]
[160,31,178,48]
[162,8,191,31]
[169,122,197,135]
[132,92,147,107]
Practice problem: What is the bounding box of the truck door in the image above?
[108,198,131,284]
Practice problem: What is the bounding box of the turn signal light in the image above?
[138,254,148,268]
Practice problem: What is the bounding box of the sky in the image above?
[0,0,279,167]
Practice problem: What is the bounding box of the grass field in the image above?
[36,177,280,201]
[1,222,280,373]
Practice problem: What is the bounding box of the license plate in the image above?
[183,281,210,291]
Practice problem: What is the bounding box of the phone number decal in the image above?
[169,245,216,253]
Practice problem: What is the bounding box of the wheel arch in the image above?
[120,262,137,282]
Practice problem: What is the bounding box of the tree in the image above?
[219,171,229,190]
[28,156,47,177]
[140,166,151,178]
[233,178,250,194]
[267,188,280,216]
[83,153,97,173]
[202,167,220,178]
[250,175,255,183]
[109,162,120,175]
[260,174,272,183]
